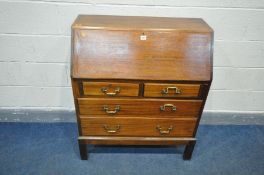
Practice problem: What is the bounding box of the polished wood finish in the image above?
[79,136,196,145]
[78,98,202,117]
[144,83,201,98]
[72,29,212,81]
[82,82,139,97]
[80,117,197,137]
[72,15,213,32]
[71,15,213,161]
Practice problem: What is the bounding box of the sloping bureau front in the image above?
[71,15,213,160]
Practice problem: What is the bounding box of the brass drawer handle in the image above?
[160,104,177,111]
[156,125,173,135]
[103,125,120,133]
[101,87,120,96]
[103,105,120,114]
[161,87,181,95]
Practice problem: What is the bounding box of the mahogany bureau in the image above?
[71,15,213,160]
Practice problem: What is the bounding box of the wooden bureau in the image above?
[71,15,213,160]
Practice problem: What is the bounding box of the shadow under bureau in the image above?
[71,15,213,160]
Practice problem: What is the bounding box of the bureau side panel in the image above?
[71,79,83,135]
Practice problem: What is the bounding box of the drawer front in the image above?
[144,83,201,98]
[80,117,197,137]
[78,98,202,117]
[82,82,139,97]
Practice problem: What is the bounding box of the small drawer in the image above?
[82,82,139,97]
[80,117,197,137]
[144,83,201,98]
[78,98,202,117]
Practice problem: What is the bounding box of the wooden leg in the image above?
[183,140,196,160]
[78,140,88,160]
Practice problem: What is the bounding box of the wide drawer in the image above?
[78,98,202,117]
[144,83,201,98]
[80,117,197,137]
[82,82,139,97]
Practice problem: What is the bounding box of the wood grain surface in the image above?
[80,116,197,137]
[78,136,195,145]
[82,81,139,97]
[72,15,213,32]
[144,83,201,98]
[71,16,213,81]
[78,98,202,117]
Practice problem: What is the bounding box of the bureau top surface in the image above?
[72,15,213,32]
[71,15,213,81]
